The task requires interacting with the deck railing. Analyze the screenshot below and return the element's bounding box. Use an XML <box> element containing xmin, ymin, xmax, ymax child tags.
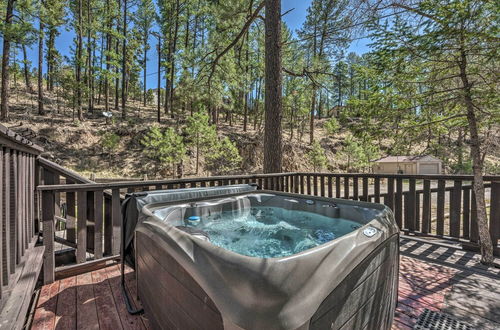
<box><xmin>36</xmin><ymin>161</ymin><xmax>500</xmax><ymax>284</ymax></box>
<box><xmin>0</xmin><ymin>124</ymin><xmax>44</xmax><ymax>328</ymax></box>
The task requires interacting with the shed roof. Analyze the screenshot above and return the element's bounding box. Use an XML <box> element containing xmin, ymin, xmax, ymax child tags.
<box><xmin>374</xmin><ymin>155</ymin><xmax>441</xmax><ymax>163</ymax></box>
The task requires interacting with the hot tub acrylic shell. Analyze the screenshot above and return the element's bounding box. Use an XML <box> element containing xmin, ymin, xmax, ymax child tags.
<box><xmin>133</xmin><ymin>191</ymin><xmax>399</xmax><ymax>330</ymax></box>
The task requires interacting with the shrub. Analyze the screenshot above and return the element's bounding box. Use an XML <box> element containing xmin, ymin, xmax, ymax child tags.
<box><xmin>142</xmin><ymin>126</ymin><xmax>186</xmax><ymax>177</ymax></box>
<box><xmin>205</xmin><ymin>137</ymin><xmax>242</xmax><ymax>175</ymax></box>
<box><xmin>307</xmin><ymin>141</ymin><xmax>328</xmax><ymax>172</ymax></box>
<box><xmin>324</xmin><ymin>117</ymin><xmax>340</xmax><ymax>135</ymax></box>
<box><xmin>100</xmin><ymin>132</ymin><xmax>120</xmax><ymax>154</ymax></box>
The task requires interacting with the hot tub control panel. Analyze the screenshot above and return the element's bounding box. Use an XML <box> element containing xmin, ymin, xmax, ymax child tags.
<box><xmin>363</xmin><ymin>226</ymin><xmax>378</xmax><ymax>237</ymax></box>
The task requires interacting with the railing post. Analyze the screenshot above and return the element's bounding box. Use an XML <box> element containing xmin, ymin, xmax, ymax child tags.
<box><xmin>436</xmin><ymin>180</ymin><xmax>445</xmax><ymax>236</ymax></box>
<box><xmin>76</xmin><ymin>191</ymin><xmax>87</xmax><ymax>263</ymax></box>
<box><xmin>385</xmin><ymin>177</ymin><xmax>394</xmax><ymax>210</ymax></box>
<box><xmin>374</xmin><ymin>177</ymin><xmax>380</xmax><ymax>203</ymax></box>
<box><xmin>112</xmin><ymin>188</ymin><xmax>121</xmax><ymax>255</ymax></box>
<box><xmin>362</xmin><ymin>177</ymin><xmax>368</xmax><ymax>202</ymax></box>
<box><xmin>42</xmin><ymin>189</ymin><xmax>55</xmax><ymax>284</ymax></box>
<box><xmin>490</xmin><ymin>181</ymin><xmax>500</xmax><ymax>248</ymax></box>
<box><xmin>422</xmin><ymin>180</ymin><xmax>431</xmax><ymax>234</ymax></box>
<box><xmin>94</xmin><ymin>190</ymin><xmax>104</xmax><ymax>259</ymax></box>
<box><xmin>449</xmin><ymin>180</ymin><xmax>462</xmax><ymax>238</ymax></box>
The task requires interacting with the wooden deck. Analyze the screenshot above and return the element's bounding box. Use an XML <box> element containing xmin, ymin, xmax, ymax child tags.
<box><xmin>31</xmin><ymin>238</ymin><xmax>500</xmax><ymax>330</ymax></box>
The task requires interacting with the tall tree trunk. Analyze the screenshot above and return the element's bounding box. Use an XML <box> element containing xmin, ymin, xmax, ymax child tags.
<box><xmin>168</xmin><ymin>0</ymin><xmax>180</xmax><ymax>119</ymax></box>
<box><xmin>143</xmin><ymin>40</ymin><xmax>147</xmax><ymax>107</ymax></box>
<box><xmin>46</xmin><ymin>29</ymin><xmax>55</xmax><ymax>91</ymax></box>
<box><xmin>76</xmin><ymin>0</ymin><xmax>83</xmax><ymax>120</ymax></box>
<box><xmin>459</xmin><ymin>51</ymin><xmax>493</xmax><ymax>264</ymax></box>
<box><xmin>121</xmin><ymin>0</ymin><xmax>127</xmax><ymax>119</ymax></box>
<box><xmin>22</xmin><ymin>44</ymin><xmax>33</xmax><ymax>93</ymax></box>
<box><xmin>263</xmin><ymin>0</ymin><xmax>282</xmax><ymax>173</ymax></box>
<box><xmin>115</xmin><ymin>0</ymin><xmax>120</xmax><ymax>112</ymax></box>
<box><xmin>97</xmin><ymin>34</ymin><xmax>104</xmax><ymax>105</ymax></box>
<box><xmin>104</xmin><ymin>0</ymin><xmax>111</xmax><ymax>113</ymax></box>
<box><xmin>157</xmin><ymin>38</ymin><xmax>161</xmax><ymax>123</ymax></box>
<box><xmin>87</xmin><ymin>4</ymin><xmax>94</xmax><ymax>114</ymax></box>
<box><xmin>38</xmin><ymin>18</ymin><xmax>45</xmax><ymax>115</ymax></box>
<box><xmin>243</xmin><ymin>32</ymin><xmax>249</xmax><ymax>132</ymax></box>
<box><xmin>0</xmin><ymin>0</ymin><xmax>15</xmax><ymax>120</ymax></box>
<box><xmin>309</xmin><ymin>85</ymin><xmax>316</xmax><ymax>144</ymax></box>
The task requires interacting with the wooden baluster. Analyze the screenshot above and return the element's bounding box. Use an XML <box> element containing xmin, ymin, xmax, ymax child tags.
<box><xmin>327</xmin><ymin>176</ymin><xmax>333</xmax><ymax>198</ymax></box>
<box><xmin>449</xmin><ymin>180</ymin><xmax>462</xmax><ymax>238</ymax></box>
<box><xmin>362</xmin><ymin>177</ymin><xmax>368</xmax><ymax>202</ymax></box>
<box><xmin>306</xmin><ymin>175</ymin><xmax>311</xmax><ymax>195</ymax></box>
<box><xmin>385</xmin><ymin>178</ymin><xmax>394</xmax><ymax>210</ymax></box>
<box><xmin>489</xmin><ymin>181</ymin><xmax>500</xmax><ymax>248</ymax></box>
<box><xmin>344</xmin><ymin>177</ymin><xmax>349</xmax><ymax>199</ymax></box>
<box><xmin>9</xmin><ymin>149</ymin><xmax>17</xmax><ymax>273</ymax></box>
<box><xmin>3</xmin><ymin>148</ymin><xmax>12</xmax><ymax>284</ymax></box>
<box><xmin>201</xmin><ymin>181</ymin><xmax>207</xmax><ymax>188</ymax></box>
<box><xmin>34</xmin><ymin>160</ymin><xmax>40</xmax><ymax>232</ymax></box>
<box><xmin>470</xmin><ymin>191</ymin><xmax>478</xmax><ymax>243</ymax></box>
<box><xmin>86</xmin><ymin>190</ymin><xmax>95</xmax><ymax>253</ymax></box>
<box><xmin>462</xmin><ymin>186</ymin><xmax>470</xmax><ymax>239</ymax></box>
<box><xmin>76</xmin><ymin>190</ymin><xmax>87</xmax><ymax>263</ymax></box>
<box><xmin>415</xmin><ymin>192</ymin><xmax>420</xmax><ymax>232</ymax></box>
<box><xmin>374</xmin><ymin>178</ymin><xmax>380</xmax><ymax>203</ymax></box>
<box><xmin>320</xmin><ymin>175</ymin><xmax>325</xmax><ymax>197</ymax></box>
<box><xmin>104</xmin><ymin>196</ymin><xmax>112</xmax><ymax>256</ymax></box>
<box><xmin>94</xmin><ymin>190</ymin><xmax>104</xmax><ymax>259</ymax></box>
<box><xmin>422</xmin><ymin>180</ymin><xmax>431</xmax><ymax>234</ymax></box>
<box><xmin>17</xmin><ymin>152</ymin><xmax>24</xmax><ymax>260</ymax></box>
<box><xmin>112</xmin><ymin>188</ymin><xmax>121</xmax><ymax>255</ymax></box>
<box><xmin>155</xmin><ymin>184</ymin><xmax>163</xmax><ymax>190</ymax></box>
<box><xmin>42</xmin><ymin>189</ymin><xmax>55</xmax><ymax>284</ymax></box>
<box><xmin>406</xmin><ymin>179</ymin><xmax>416</xmax><ymax>231</ymax></box>
<box><xmin>313</xmin><ymin>175</ymin><xmax>318</xmax><ymax>196</ymax></box>
<box><xmin>352</xmin><ymin>177</ymin><xmax>358</xmax><ymax>200</ymax></box>
<box><xmin>300</xmin><ymin>175</ymin><xmax>304</xmax><ymax>194</ymax></box>
<box><xmin>0</xmin><ymin>148</ymin><xmax>3</xmax><ymax>295</ymax></box>
<box><xmin>436</xmin><ymin>179</ymin><xmax>445</xmax><ymax>236</ymax></box>
<box><xmin>336</xmin><ymin>177</ymin><xmax>341</xmax><ymax>198</ymax></box>
<box><xmin>395</xmin><ymin>178</ymin><xmax>403</xmax><ymax>229</ymax></box>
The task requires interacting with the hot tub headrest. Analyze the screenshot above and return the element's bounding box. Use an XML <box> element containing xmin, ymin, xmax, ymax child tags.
<box><xmin>121</xmin><ymin>184</ymin><xmax>258</xmax><ymax>267</ymax></box>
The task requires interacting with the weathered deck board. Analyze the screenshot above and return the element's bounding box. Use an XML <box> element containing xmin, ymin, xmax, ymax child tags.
<box><xmin>32</xmin><ymin>238</ymin><xmax>500</xmax><ymax>330</ymax></box>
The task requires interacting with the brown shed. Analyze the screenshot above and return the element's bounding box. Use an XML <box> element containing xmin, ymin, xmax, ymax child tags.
<box><xmin>372</xmin><ymin>155</ymin><xmax>442</xmax><ymax>175</ymax></box>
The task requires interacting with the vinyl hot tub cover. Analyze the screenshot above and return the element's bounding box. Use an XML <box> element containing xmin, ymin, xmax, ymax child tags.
<box><xmin>122</xmin><ymin>185</ymin><xmax>399</xmax><ymax>330</ymax></box>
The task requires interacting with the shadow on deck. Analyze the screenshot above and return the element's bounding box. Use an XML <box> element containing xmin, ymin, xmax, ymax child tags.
<box><xmin>31</xmin><ymin>237</ymin><xmax>500</xmax><ymax>330</ymax></box>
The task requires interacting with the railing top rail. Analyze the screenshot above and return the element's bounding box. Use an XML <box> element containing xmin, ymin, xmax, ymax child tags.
<box><xmin>0</xmin><ymin>123</ymin><xmax>44</xmax><ymax>154</ymax></box>
<box><xmin>295</xmin><ymin>172</ymin><xmax>500</xmax><ymax>181</ymax></box>
<box><xmin>36</xmin><ymin>171</ymin><xmax>500</xmax><ymax>193</ymax></box>
<box><xmin>37</xmin><ymin>157</ymin><xmax>95</xmax><ymax>184</ymax></box>
<box><xmin>37</xmin><ymin>172</ymin><xmax>296</xmax><ymax>192</ymax></box>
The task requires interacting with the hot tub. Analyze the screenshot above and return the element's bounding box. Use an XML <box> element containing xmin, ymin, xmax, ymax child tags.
<box><xmin>126</xmin><ymin>188</ymin><xmax>399</xmax><ymax>330</ymax></box>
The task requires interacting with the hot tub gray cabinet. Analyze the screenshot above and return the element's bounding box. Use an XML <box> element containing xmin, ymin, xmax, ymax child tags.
<box><xmin>130</xmin><ymin>190</ymin><xmax>399</xmax><ymax>330</ymax></box>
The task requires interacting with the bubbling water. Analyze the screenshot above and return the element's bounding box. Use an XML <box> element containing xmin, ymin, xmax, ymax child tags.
<box><xmin>189</xmin><ymin>206</ymin><xmax>361</xmax><ymax>258</ymax></box>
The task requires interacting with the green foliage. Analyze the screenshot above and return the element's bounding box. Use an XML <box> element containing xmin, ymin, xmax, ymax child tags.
<box><xmin>185</xmin><ymin>111</ymin><xmax>218</xmax><ymax>173</ymax></box>
<box><xmin>205</xmin><ymin>137</ymin><xmax>242</xmax><ymax>175</ymax></box>
<box><xmin>341</xmin><ymin>134</ymin><xmax>379</xmax><ymax>172</ymax></box>
<box><xmin>141</xmin><ymin>126</ymin><xmax>186</xmax><ymax>173</ymax></box>
<box><xmin>100</xmin><ymin>132</ymin><xmax>120</xmax><ymax>154</ymax></box>
<box><xmin>307</xmin><ymin>141</ymin><xmax>328</xmax><ymax>172</ymax></box>
<box><xmin>324</xmin><ymin>117</ymin><xmax>340</xmax><ymax>135</ymax></box>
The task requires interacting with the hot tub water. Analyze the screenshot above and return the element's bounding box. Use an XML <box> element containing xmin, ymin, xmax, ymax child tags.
<box><xmin>184</xmin><ymin>206</ymin><xmax>361</xmax><ymax>258</ymax></box>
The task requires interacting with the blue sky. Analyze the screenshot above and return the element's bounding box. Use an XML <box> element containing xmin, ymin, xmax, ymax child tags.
<box><xmin>24</xmin><ymin>0</ymin><xmax>371</xmax><ymax>90</ymax></box>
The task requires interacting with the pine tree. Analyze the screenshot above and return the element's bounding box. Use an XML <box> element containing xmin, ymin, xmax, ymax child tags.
<box><xmin>135</xmin><ymin>0</ymin><xmax>155</xmax><ymax>107</ymax></box>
